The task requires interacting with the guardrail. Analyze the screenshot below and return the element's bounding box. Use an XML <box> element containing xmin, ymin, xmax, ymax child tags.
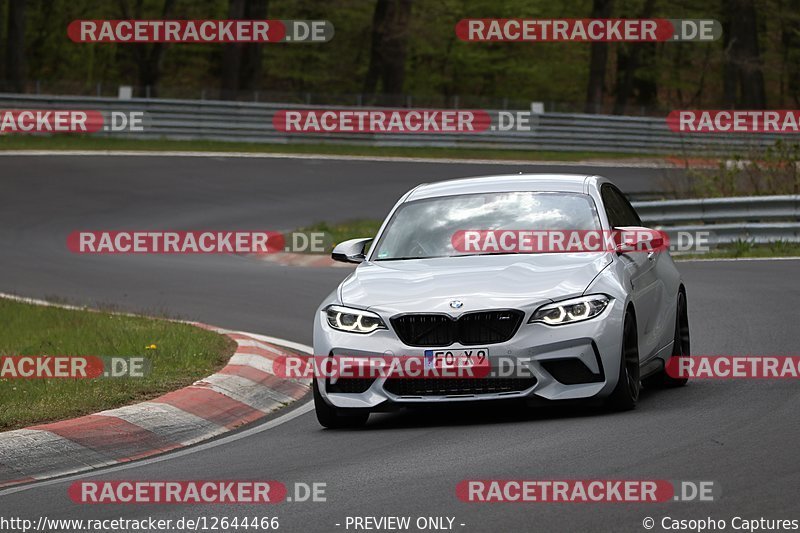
<box><xmin>1</xmin><ymin>94</ymin><xmax>797</xmax><ymax>247</ymax></box>
<box><xmin>0</xmin><ymin>93</ymin><xmax>794</xmax><ymax>154</ymax></box>
<box><xmin>632</xmin><ymin>195</ymin><xmax>800</xmax><ymax>246</ymax></box>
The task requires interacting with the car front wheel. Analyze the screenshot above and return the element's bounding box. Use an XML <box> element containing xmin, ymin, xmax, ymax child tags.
<box><xmin>607</xmin><ymin>311</ymin><xmax>640</xmax><ymax>411</ymax></box>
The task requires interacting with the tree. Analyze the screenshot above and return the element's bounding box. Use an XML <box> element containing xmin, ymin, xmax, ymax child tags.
<box><xmin>239</xmin><ymin>0</ymin><xmax>268</xmax><ymax>92</ymax></box>
<box><xmin>221</xmin><ymin>0</ymin><xmax>268</xmax><ymax>99</ymax></box>
<box><xmin>584</xmin><ymin>0</ymin><xmax>613</xmax><ymax>113</ymax></box>
<box><xmin>5</xmin><ymin>0</ymin><xmax>26</xmax><ymax>93</ymax></box>
<box><xmin>777</xmin><ymin>0</ymin><xmax>800</xmax><ymax>106</ymax></box>
<box><xmin>612</xmin><ymin>0</ymin><xmax>656</xmax><ymax>114</ymax></box>
<box><xmin>0</xmin><ymin>0</ymin><xmax>5</xmax><ymax>85</ymax></box>
<box><xmin>363</xmin><ymin>0</ymin><xmax>413</xmax><ymax>105</ymax></box>
<box><xmin>118</xmin><ymin>0</ymin><xmax>176</xmax><ymax>97</ymax></box>
<box><xmin>722</xmin><ymin>0</ymin><xmax>767</xmax><ymax>108</ymax></box>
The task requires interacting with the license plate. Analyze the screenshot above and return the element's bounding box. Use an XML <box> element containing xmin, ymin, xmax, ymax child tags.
<box><xmin>424</xmin><ymin>348</ymin><xmax>489</xmax><ymax>370</ymax></box>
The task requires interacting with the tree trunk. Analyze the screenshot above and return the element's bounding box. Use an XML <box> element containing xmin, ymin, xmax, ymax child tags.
<box><xmin>363</xmin><ymin>0</ymin><xmax>390</xmax><ymax>99</ymax></box>
<box><xmin>6</xmin><ymin>0</ymin><xmax>26</xmax><ymax>93</ymax></box>
<box><xmin>221</xmin><ymin>0</ymin><xmax>267</xmax><ymax>98</ymax></box>
<box><xmin>722</xmin><ymin>0</ymin><xmax>767</xmax><ymax>108</ymax></box>
<box><xmin>633</xmin><ymin>43</ymin><xmax>658</xmax><ymax>110</ymax></box>
<box><xmin>0</xmin><ymin>0</ymin><xmax>5</xmax><ymax>86</ymax></box>
<box><xmin>584</xmin><ymin>0</ymin><xmax>613</xmax><ymax>114</ymax></box>
<box><xmin>221</xmin><ymin>0</ymin><xmax>246</xmax><ymax>99</ymax></box>
<box><xmin>363</xmin><ymin>0</ymin><xmax>413</xmax><ymax>105</ymax></box>
<box><xmin>118</xmin><ymin>0</ymin><xmax>175</xmax><ymax>98</ymax></box>
<box><xmin>612</xmin><ymin>0</ymin><xmax>655</xmax><ymax>114</ymax></box>
<box><xmin>780</xmin><ymin>4</ymin><xmax>800</xmax><ymax>106</ymax></box>
<box><xmin>238</xmin><ymin>0</ymin><xmax>268</xmax><ymax>92</ymax></box>
<box><xmin>612</xmin><ymin>45</ymin><xmax>634</xmax><ymax>114</ymax></box>
<box><xmin>379</xmin><ymin>0</ymin><xmax>412</xmax><ymax>102</ymax></box>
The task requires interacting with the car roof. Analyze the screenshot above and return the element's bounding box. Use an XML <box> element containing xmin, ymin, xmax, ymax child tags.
<box><xmin>405</xmin><ymin>173</ymin><xmax>601</xmax><ymax>201</ymax></box>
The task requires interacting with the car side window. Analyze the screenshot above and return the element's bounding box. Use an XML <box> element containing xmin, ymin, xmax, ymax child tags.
<box><xmin>616</xmin><ymin>188</ymin><xmax>642</xmax><ymax>226</ymax></box>
<box><xmin>601</xmin><ymin>184</ymin><xmax>641</xmax><ymax>227</ymax></box>
<box><xmin>601</xmin><ymin>185</ymin><xmax>624</xmax><ymax>227</ymax></box>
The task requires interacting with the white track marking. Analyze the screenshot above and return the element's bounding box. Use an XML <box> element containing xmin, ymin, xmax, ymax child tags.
<box><xmin>241</xmin><ymin>332</ymin><xmax>313</xmax><ymax>354</ymax></box>
<box><xmin>0</xmin><ymin>430</ymin><xmax>116</xmax><ymax>479</ymax></box>
<box><xmin>96</xmin><ymin>402</ymin><xmax>227</xmax><ymax>446</ymax></box>
<box><xmin>197</xmin><ymin>373</ymin><xmax>294</xmax><ymax>407</ymax></box>
<box><xmin>228</xmin><ymin>353</ymin><xmax>275</xmax><ymax>374</ymax></box>
<box><xmin>0</xmin><ymin>402</ymin><xmax>313</xmax><ymax>496</ymax></box>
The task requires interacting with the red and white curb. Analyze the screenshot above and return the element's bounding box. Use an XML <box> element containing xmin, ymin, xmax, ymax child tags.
<box><xmin>0</xmin><ymin>324</ymin><xmax>310</xmax><ymax>489</ymax></box>
<box><xmin>256</xmin><ymin>252</ymin><xmax>355</xmax><ymax>268</ymax></box>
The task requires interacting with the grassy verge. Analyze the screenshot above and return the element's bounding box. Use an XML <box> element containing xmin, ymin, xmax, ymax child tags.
<box><xmin>0</xmin><ymin>135</ymin><xmax>653</xmax><ymax>162</ymax></box>
<box><xmin>298</xmin><ymin>220</ymin><xmax>383</xmax><ymax>252</ymax></box>
<box><xmin>0</xmin><ymin>298</ymin><xmax>235</xmax><ymax>431</ymax></box>
<box><xmin>297</xmin><ymin>219</ymin><xmax>800</xmax><ymax>261</ymax></box>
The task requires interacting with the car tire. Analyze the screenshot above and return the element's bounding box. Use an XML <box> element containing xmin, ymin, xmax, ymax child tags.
<box><xmin>607</xmin><ymin>311</ymin><xmax>640</xmax><ymax>411</ymax></box>
<box><xmin>313</xmin><ymin>378</ymin><xmax>370</xmax><ymax>429</ymax></box>
<box><xmin>643</xmin><ymin>291</ymin><xmax>690</xmax><ymax>389</ymax></box>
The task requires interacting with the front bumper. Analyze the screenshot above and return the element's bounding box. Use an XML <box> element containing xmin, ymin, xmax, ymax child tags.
<box><xmin>313</xmin><ymin>300</ymin><xmax>625</xmax><ymax>410</ymax></box>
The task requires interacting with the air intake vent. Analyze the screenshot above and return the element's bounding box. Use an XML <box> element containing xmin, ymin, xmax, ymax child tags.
<box><xmin>384</xmin><ymin>376</ymin><xmax>537</xmax><ymax>396</ymax></box>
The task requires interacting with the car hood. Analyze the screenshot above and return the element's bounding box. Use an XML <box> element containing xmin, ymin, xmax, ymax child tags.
<box><xmin>339</xmin><ymin>253</ymin><xmax>612</xmax><ymax>315</ymax></box>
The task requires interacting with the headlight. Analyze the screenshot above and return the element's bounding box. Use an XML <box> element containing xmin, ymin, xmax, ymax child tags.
<box><xmin>529</xmin><ymin>295</ymin><xmax>610</xmax><ymax>325</ymax></box>
<box><xmin>325</xmin><ymin>305</ymin><xmax>386</xmax><ymax>334</ymax></box>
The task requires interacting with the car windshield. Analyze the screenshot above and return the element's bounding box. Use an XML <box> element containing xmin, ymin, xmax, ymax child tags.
<box><xmin>371</xmin><ymin>191</ymin><xmax>600</xmax><ymax>261</ymax></box>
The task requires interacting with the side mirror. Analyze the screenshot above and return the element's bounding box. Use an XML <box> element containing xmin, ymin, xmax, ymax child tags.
<box><xmin>613</xmin><ymin>226</ymin><xmax>667</xmax><ymax>254</ymax></box>
<box><xmin>331</xmin><ymin>238</ymin><xmax>373</xmax><ymax>264</ymax></box>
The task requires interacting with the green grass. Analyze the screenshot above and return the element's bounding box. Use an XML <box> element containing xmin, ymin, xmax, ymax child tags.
<box><xmin>297</xmin><ymin>219</ymin><xmax>384</xmax><ymax>253</ymax></box>
<box><xmin>0</xmin><ymin>299</ymin><xmax>235</xmax><ymax>431</ymax></box>
<box><xmin>0</xmin><ymin>134</ymin><xmax>651</xmax><ymax>162</ymax></box>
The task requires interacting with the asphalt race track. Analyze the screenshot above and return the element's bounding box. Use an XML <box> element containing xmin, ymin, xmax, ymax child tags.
<box><xmin>1</xmin><ymin>154</ymin><xmax>798</xmax><ymax>532</ymax></box>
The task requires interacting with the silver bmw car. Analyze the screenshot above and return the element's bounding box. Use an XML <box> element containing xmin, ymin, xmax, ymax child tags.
<box><xmin>312</xmin><ymin>174</ymin><xmax>690</xmax><ymax>428</ymax></box>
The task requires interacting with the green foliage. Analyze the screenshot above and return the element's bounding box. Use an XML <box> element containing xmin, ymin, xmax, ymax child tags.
<box><xmin>680</xmin><ymin>141</ymin><xmax>800</xmax><ymax>198</ymax></box>
<box><xmin>768</xmin><ymin>239</ymin><xmax>794</xmax><ymax>255</ymax></box>
<box><xmin>8</xmin><ymin>0</ymin><xmax>800</xmax><ymax>109</ymax></box>
<box><xmin>730</xmin><ymin>238</ymin><xmax>756</xmax><ymax>257</ymax></box>
<box><xmin>0</xmin><ymin>298</ymin><xmax>234</xmax><ymax>430</ymax></box>
<box><xmin>297</xmin><ymin>219</ymin><xmax>384</xmax><ymax>250</ymax></box>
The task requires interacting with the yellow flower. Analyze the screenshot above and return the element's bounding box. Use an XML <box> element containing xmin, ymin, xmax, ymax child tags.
<box><xmin>145</xmin><ymin>344</ymin><xmax>157</xmax><ymax>350</ymax></box>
